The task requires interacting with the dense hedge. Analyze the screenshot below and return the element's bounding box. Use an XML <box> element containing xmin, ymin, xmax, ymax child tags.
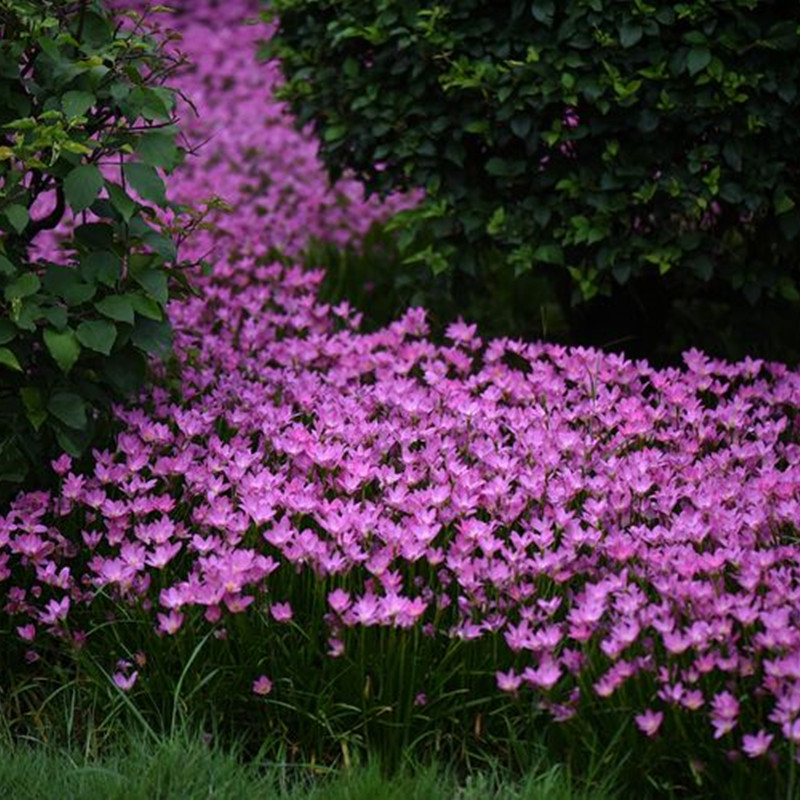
<box><xmin>262</xmin><ymin>0</ymin><xmax>800</xmax><ymax>360</ymax></box>
<box><xmin>0</xmin><ymin>1</ymin><xmax>201</xmax><ymax>491</ymax></box>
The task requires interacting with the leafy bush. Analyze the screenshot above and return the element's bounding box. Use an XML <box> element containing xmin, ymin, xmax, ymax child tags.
<box><xmin>262</xmin><ymin>0</ymin><xmax>800</xmax><ymax>360</ymax></box>
<box><xmin>0</xmin><ymin>0</ymin><xmax>198</xmax><ymax>491</ymax></box>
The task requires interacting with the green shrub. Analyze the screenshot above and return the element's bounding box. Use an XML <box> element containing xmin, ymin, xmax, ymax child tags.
<box><xmin>0</xmin><ymin>0</ymin><xmax>199</xmax><ymax>490</ymax></box>
<box><xmin>262</xmin><ymin>0</ymin><xmax>800</xmax><ymax>361</ymax></box>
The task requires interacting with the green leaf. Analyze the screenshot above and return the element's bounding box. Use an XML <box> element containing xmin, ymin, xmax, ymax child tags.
<box><xmin>134</xmin><ymin>269</ymin><xmax>168</xmax><ymax>304</ymax></box>
<box><xmin>0</xmin><ymin>319</ymin><xmax>16</xmax><ymax>345</ymax></box>
<box><xmin>0</xmin><ymin>347</ymin><xmax>22</xmax><ymax>371</ymax></box>
<box><xmin>62</xmin><ymin>90</ymin><xmax>94</xmax><ymax>119</ymax></box>
<box><xmin>619</xmin><ymin>23</ymin><xmax>643</xmax><ymax>48</ymax></box>
<box><xmin>135</xmin><ymin>132</ymin><xmax>180</xmax><ymax>170</ymax></box>
<box><xmin>687</xmin><ymin>47</ymin><xmax>711</xmax><ymax>77</ymax></box>
<box><xmin>75</xmin><ymin>223</ymin><xmax>115</xmax><ymax>249</ymax></box>
<box><xmin>775</xmin><ymin>192</ymin><xmax>796</xmax><ymax>215</ymax></box>
<box><xmin>124</xmin><ymin>162</ymin><xmax>167</xmax><ymax>206</ymax></box>
<box><xmin>20</xmin><ymin>387</ymin><xmax>47</xmax><ymax>431</ymax></box>
<box><xmin>531</xmin><ymin>0</ymin><xmax>554</xmax><ymax>25</ymax></box>
<box><xmin>130</xmin><ymin>293</ymin><xmax>163</xmax><ymax>320</ymax></box>
<box><xmin>104</xmin><ymin>347</ymin><xmax>145</xmax><ymax>394</ymax></box>
<box><xmin>64</xmin><ymin>165</ymin><xmax>104</xmax><ymax>213</ymax></box>
<box><xmin>106</xmin><ymin>182</ymin><xmax>137</xmax><ymax>222</ymax></box>
<box><xmin>48</xmin><ymin>392</ymin><xmax>87</xmax><ymax>430</ymax></box>
<box><xmin>533</xmin><ymin>244</ymin><xmax>564</xmax><ymax>265</ymax></box>
<box><xmin>77</xmin><ymin>319</ymin><xmax>117</xmax><ymax>355</ymax></box>
<box><xmin>4</xmin><ymin>204</ymin><xmax>29</xmax><ymax>233</ymax></box>
<box><xmin>95</xmin><ymin>294</ymin><xmax>134</xmax><ymax>324</ymax></box>
<box><xmin>43</xmin><ymin>265</ymin><xmax>96</xmax><ymax>305</ymax></box>
<box><xmin>131</xmin><ymin>317</ymin><xmax>172</xmax><ymax>358</ymax></box>
<box><xmin>510</xmin><ymin>115</ymin><xmax>532</xmax><ymax>138</ymax></box>
<box><xmin>40</xmin><ymin>305</ymin><xmax>68</xmax><ymax>329</ymax></box>
<box><xmin>43</xmin><ymin>328</ymin><xmax>81</xmax><ymax>373</ymax></box>
<box><xmin>0</xmin><ymin>255</ymin><xmax>16</xmax><ymax>276</ymax></box>
<box><xmin>80</xmin><ymin>251</ymin><xmax>122</xmax><ymax>286</ymax></box>
<box><xmin>4</xmin><ymin>273</ymin><xmax>40</xmax><ymax>301</ymax></box>
<box><xmin>323</xmin><ymin>124</ymin><xmax>347</xmax><ymax>143</ymax></box>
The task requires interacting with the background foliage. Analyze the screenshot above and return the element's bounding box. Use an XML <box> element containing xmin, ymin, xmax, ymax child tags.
<box><xmin>262</xmin><ymin>0</ymin><xmax>800</xmax><ymax>364</ymax></box>
<box><xmin>0</xmin><ymin>0</ymin><xmax>202</xmax><ymax>494</ymax></box>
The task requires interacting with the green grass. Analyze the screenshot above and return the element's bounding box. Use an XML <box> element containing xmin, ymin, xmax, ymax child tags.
<box><xmin>0</xmin><ymin>728</ymin><xmax>620</xmax><ymax>800</ymax></box>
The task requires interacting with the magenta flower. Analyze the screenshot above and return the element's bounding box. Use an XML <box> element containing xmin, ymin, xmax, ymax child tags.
<box><xmin>742</xmin><ymin>730</ymin><xmax>774</xmax><ymax>758</ymax></box>
<box><xmin>496</xmin><ymin>669</ymin><xmax>522</xmax><ymax>692</ymax></box>
<box><xmin>270</xmin><ymin>601</ymin><xmax>293</xmax><ymax>623</ymax></box>
<box><xmin>16</xmin><ymin>624</ymin><xmax>36</xmax><ymax>642</ymax></box>
<box><xmin>635</xmin><ymin>709</ymin><xmax>664</xmax><ymax>738</ymax></box>
<box><xmin>252</xmin><ymin>675</ymin><xmax>273</xmax><ymax>696</ymax></box>
<box><xmin>156</xmin><ymin>610</ymin><xmax>184</xmax><ymax>635</ymax></box>
<box><xmin>113</xmin><ymin>671</ymin><xmax>138</xmax><ymax>692</ymax></box>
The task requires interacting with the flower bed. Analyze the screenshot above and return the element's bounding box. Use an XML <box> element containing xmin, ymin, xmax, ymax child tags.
<box><xmin>3</xmin><ymin>0</ymin><xmax>800</xmax><ymax>793</ymax></box>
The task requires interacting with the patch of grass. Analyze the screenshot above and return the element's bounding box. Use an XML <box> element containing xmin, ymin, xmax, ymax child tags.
<box><xmin>0</xmin><ymin>726</ymin><xmax>621</xmax><ymax>800</ymax></box>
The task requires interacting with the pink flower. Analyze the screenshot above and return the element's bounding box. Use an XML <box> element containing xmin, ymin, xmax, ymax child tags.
<box><xmin>635</xmin><ymin>709</ymin><xmax>664</xmax><ymax>737</ymax></box>
<box><xmin>113</xmin><ymin>671</ymin><xmax>138</xmax><ymax>692</ymax></box>
<box><xmin>270</xmin><ymin>602</ymin><xmax>293</xmax><ymax>623</ymax></box>
<box><xmin>496</xmin><ymin>669</ymin><xmax>522</xmax><ymax>692</ymax></box>
<box><xmin>252</xmin><ymin>675</ymin><xmax>273</xmax><ymax>696</ymax></box>
<box><xmin>51</xmin><ymin>454</ymin><xmax>72</xmax><ymax>476</ymax></box>
<box><xmin>742</xmin><ymin>730</ymin><xmax>774</xmax><ymax>758</ymax></box>
<box><xmin>327</xmin><ymin>638</ymin><xmax>345</xmax><ymax>658</ymax></box>
<box><xmin>156</xmin><ymin>610</ymin><xmax>184</xmax><ymax>635</ymax></box>
<box><xmin>16</xmin><ymin>624</ymin><xmax>36</xmax><ymax>642</ymax></box>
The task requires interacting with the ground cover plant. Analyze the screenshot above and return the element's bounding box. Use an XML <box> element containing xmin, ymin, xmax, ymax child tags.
<box><xmin>2</xmin><ymin>1</ymin><xmax>800</xmax><ymax>798</ymax></box>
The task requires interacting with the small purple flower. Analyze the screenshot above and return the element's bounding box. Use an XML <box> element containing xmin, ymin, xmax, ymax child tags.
<box><xmin>742</xmin><ymin>730</ymin><xmax>774</xmax><ymax>758</ymax></box>
<box><xmin>113</xmin><ymin>671</ymin><xmax>138</xmax><ymax>692</ymax></box>
<box><xmin>252</xmin><ymin>675</ymin><xmax>273</xmax><ymax>696</ymax></box>
<box><xmin>635</xmin><ymin>709</ymin><xmax>664</xmax><ymax>738</ymax></box>
<box><xmin>270</xmin><ymin>601</ymin><xmax>293</xmax><ymax>623</ymax></box>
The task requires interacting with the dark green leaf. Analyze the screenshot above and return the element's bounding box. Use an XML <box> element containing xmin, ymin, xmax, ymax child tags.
<box><xmin>75</xmin><ymin>223</ymin><xmax>115</xmax><ymax>249</ymax></box>
<box><xmin>64</xmin><ymin>165</ymin><xmax>104</xmax><ymax>213</ymax></box>
<box><xmin>131</xmin><ymin>317</ymin><xmax>172</xmax><ymax>358</ymax></box>
<box><xmin>130</xmin><ymin>293</ymin><xmax>163</xmax><ymax>321</ymax></box>
<box><xmin>0</xmin><ymin>347</ymin><xmax>21</xmax><ymax>371</ymax></box>
<box><xmin>104</xmin><ymin>347</ymin><xmax>146</xmax><ymax>394</ymax></box>
<box><xmin>4</xmin><ymin>204</ymin><xmax>29</xmax><ymax>233</ymax></box>
<box><xmin>124</xmin><ymin>162</ymin><xmax>167</xmax><ymax>205</ymax></box>
<box><xmin>531</xmin><ymin>0</ymin><xmax>554</xmax><ymax>25</ymax></box>
<box><xmin>0</xmin><ymin>320</ymin><xmax>16</xmax><ymax>345</ymax></box>
<box><xmin>106</xmin><ymin>181</ymin><xmax>137</xmax><ymax>223</ymax></box>
<box><xmin>80</xmin><ymin>251</ymin><xmax>122</xmax><ymax>286</ymax></box>
<box><xmin>20</xmin><ymin>387</ymin><xmax>47</xmax><ymax>431</ymax></box>
<box><xmin>55</xmin><ymin>424</ymin><xmax>92</xmax><ymax>457</ymax></box>
<box><xmin>687</xmin><ymin>47</ymin><xmax>711</xmax><ymax>77</ymax></box>
<box><xmin>0</xmin><ymin>255</ymin><xmax>16</xmax><ymax>276</ymax></box>
<box><xmin>40</xmin><ymin>305</ymin><xmax>68</xmax><ymax>329</ymax></box>
<box><xmin>134</xmin><ymin>269</ymin><xmax>168</xmax><ymax>304</ymax></box>
<box><xmin>619</xmin><ymin>23</ymin><xmax>643</xmax><ymax>48</ymax></box>
<box><xmin>95</xmin><ymin>294</ymin><xmax>134</xmax><ymax>324</ymax></box>
<box><xmin>510</xmin><ymin>115</ymin><xmax>532</xmax><ymax>138</ymax></box>
<box><xmin>4</xmin><ymin>273</ymin><xmax>40</xmax><ymax>301</ymax></box>
<box><xmin>62</xmin><ymin>90</ymin><xmax>94</xmax><ymax>119</ymax></box>
<box><xmin>48</xmin><ymin>392</ymin><xmax>87</xmax><ymax>430</ymax></box>
<box><xmin>43</xmin><ymin>265</ymin><xmax>96</xmax><ymax>305</ymax></box>
<box><xmin>77</xmin><ymin>319</ymin><xmax>117</xmax><ymax>355</ymax></box>
<box><xmin>43</xmin><ymin>328</ymin><xmax>81</xmax><ymax>373</ymax></box>
<box><xmin>135</xmin><ymin>132</ymin><xmax>180</xmax><ymax>170</ymax></box>
<box><xmin>532</xmin><ymin>244</ymin><xmax>564</xmax><ymax>265</ymax></box>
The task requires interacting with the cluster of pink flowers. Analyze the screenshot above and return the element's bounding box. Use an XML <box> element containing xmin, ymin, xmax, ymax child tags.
<box><xmin>4</xmin><ymin>0</ymin><xmax>800</xmax><ymax>766</ymax></box>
